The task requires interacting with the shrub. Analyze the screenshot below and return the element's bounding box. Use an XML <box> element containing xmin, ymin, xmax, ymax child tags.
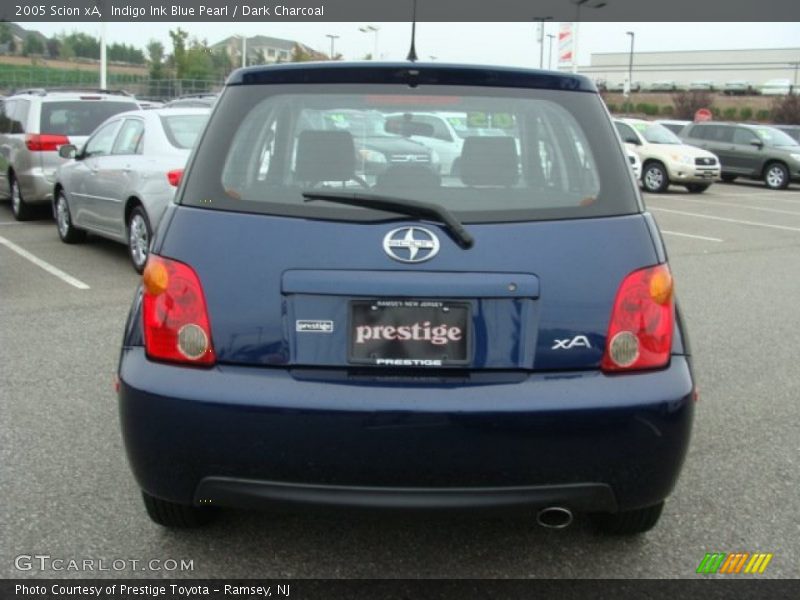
<box><xmin>756</xmin><ymin>109</ymin><xmax>771</xmax><ymax>121</ymax></box>
<box><xmin>606</xmin><ymin>103</ymin><xmax>617</xmax><ymax>113</ymax></box>
<box><xmin>660</xmin><ymin>105</ymin><xmax>674</xmax><ymax>115</ymax></box>
<box><xmin>634</xmin><ymin>102</ymin><xmax>659</xmax><ymax>116</ymax></box>
<box><xmin>722</xmin><ymin>107</ymin><xmax>737</xmax><ymax>120</ymax></box>
<box><xmin>671</xmin><ymin>90</ymin><xmax>714</xmax><ymax>120</ymax></box>
<box><xmin>770</xmin><ymin>94</ymin><xmax>800</xmax><ymax>124</ymax></box>
<box><xmin>710</xmin><ymin>106</ymin><xmax>721</xmax><ymax>118</ymax></box>
<box><xmin>739</xmin><ymin>107</ymin><xmax>753</xmax><ymax>121</ymax></box>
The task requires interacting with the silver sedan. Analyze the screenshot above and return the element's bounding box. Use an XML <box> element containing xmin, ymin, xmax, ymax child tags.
<box><xmin>53</xmin><ymin>107</ymin><xmax>209</xmax><ymax>271</ymax></box>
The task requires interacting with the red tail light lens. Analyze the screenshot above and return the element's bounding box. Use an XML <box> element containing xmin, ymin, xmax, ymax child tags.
<box><xmin>142</xmin><ymin>255</ymin><xmax>215</xmax><ymax>366</ymax></box>
<box><xmin>601</xmin><ymin>264</ymin><xmax>674</xmax><ymax>372</ymax></box>
<box><xmin>167</xmin><ymin>169</ymin><xmax>184</xmax><ymax>187</ymax></box>
<box><xmin>26</xmin><ymin>134</ymin><xmax>70</xmax><ymax>152</ymax></box>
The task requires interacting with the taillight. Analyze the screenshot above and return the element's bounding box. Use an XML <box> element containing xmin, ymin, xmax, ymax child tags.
<box><xmin>142</xmin><ymin>255</ymin><xmax>215</xmax><ymax>366</ymax></box>
<box><xmin>26</xmin><ymin>134</ymin><xmax>70</xmax><ymax>152</ymax></box>
<box><xmin>601</xmin><ymin>264</ymin><xmax>674</xmax><ymax>372</ymax></box>
<box><xmin>167</xmin><ymin>169</ymin><xmax>184</xmax><ymax>187</ymax></box>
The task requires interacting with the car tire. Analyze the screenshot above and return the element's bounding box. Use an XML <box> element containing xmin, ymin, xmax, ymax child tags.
<box><xmin>55</xmin><ymin>190</ymin><xmax>86</xmax><ymax>244</ymax></box>
<box><xmin>127</xmin><ymin>205</ymin><xmax>152</xmax><ymax>273</ymax></box>
<box><xmin>642</xmin><ymin>162</ymin><xmax>670</xmax><ymax>193</ymax></box>
<box><xmin>142</xmin><ymin>491</ymin><xmax>215</xmax><ymax>528</ymax></box>
<box><xmin>763</xmin><ymin>162</ymin><xmax>789</xmax><ymax>190</ymax></box>
<box><xmin>9</xmin><ymin>174</ymin><xmax>34</xmax><ymax>221</ymax></box>
<box><xmin>589</xmin><ymin>501</ymin><xmax>664</xmax><ymax>535</ymax></box>
<box><xmin>720</xmin><ymin>174</ymin><xmax>737</xmax><ymax>183</ymax></box>
<box><xmin>685</xmin><ymin>183</ymin><xmax>710</xmax><ymax>193</ymax></box>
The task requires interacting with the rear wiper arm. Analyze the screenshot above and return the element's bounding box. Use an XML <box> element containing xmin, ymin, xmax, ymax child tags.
<box><xmin>302</xmin><ymin>190</ymin><xmax>474</xmax><ymax>249</ymax></box>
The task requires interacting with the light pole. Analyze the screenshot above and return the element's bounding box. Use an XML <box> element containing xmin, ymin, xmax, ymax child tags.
<box><xmin>547</xmin><ymin>33</ymin><xmax>555</xmax><ymax>70</ymax></box>
<box><xmin>533</xmin><ymin>17</ymin><xmax>552</xmax><ymax>69</ymax></box>
<box><xmin>790</xmin><ymin>61</ymin><xmax>799</xmax><ymax>93</ymax></box>
<box><xmin>359</xmin><ymin>25</ymin><xmax>379</xmax><ymax>60</ymax></box>
<box><xmin>239</xmin><ymin>35</ymin><xmax>247</xmax><ymax>68</ymax></box>
<box><xmin>571</xmin><ymin>0</ymin><xmax>608</xmax><ymax>74</ymax></box>
<box><xmin>626</xmin><ymin>31</ymin><xmax>635</xmax><ymax>104</ymax></box>
<box><xmin>326</xmin><ymin>34</ymin><xmax>340</xmax><ymax>60</ymax></box>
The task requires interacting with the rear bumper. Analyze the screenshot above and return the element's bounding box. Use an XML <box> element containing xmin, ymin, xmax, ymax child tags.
<box><xmin>118</xmin><ymin>348</ymin><xmax>695</xmax><ymax>513</ymax></box>
<box><xmin>17</xmin><ymin>167</ymin><xmax>55</xmax><ymax>204</ymax></box>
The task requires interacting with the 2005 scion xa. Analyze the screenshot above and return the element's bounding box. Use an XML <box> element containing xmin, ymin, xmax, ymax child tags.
<box><xmin>118</xmin><ymin>62</ymin><xmax>695</xmax><ymax>534</ymax></box>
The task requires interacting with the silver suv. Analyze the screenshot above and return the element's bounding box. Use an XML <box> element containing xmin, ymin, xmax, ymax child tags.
<box><xmin>0</xmin><ymin>89</ymin><xmax>140</xmax><ymax>220</ymax></box>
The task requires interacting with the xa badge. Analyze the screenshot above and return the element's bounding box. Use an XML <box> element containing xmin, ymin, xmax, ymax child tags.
<box><xmin>552</xmin><ymin>335</ymin><xmax>592</xmax><ymax>350</ymax></box>
<box><xmin>383</xmin><ymin>227</ymin><xmax>440</xmax><ymax>263</ymax></box>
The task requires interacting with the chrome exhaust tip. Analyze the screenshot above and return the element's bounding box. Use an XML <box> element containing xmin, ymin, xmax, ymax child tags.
<box><xmin>536</xmin><ymin>506</ymin><xmax>574</xmax><ymax>529</ymax></box>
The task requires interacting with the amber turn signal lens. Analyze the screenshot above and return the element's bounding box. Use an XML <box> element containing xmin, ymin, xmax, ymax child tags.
<box><xmin>649</xmin><ymin>268</ymin><xmax>673</xmax><ymax>305</ymax></box>
<box><xmin>143</xmin><ymin>259</ymin><xmax>169</xmax><ymax>296</ymax></box>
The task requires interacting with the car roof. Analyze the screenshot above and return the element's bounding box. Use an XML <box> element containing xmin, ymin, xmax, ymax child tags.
<box><xmin>227</xmin><ymin>61</ymin><xmax>597</xmax><ymax>92</ymax></box>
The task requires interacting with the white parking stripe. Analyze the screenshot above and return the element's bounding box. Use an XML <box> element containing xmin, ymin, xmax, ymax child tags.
<box><xmin>661</xmin><ymin>230</ymin><xmax>723</xmax><ymax>242</ymax></box>
<box><xmin>651</xmin><ymin>207</ymin><xmax>800</xmax><ymax>233</ymax></box>
<box><xmin>0</xmin><ymin>221</ymin><xmax>23</xmax><ymax>225</ymax></box>
<box><xmin>663</xmin><ymin>197</ymin><xmax>800</xmax><ymax>216</ymax></box>
<box><xmin>0</xmin><ymin>235</ymin><xmax>90</xmax><ymax>290</ymax></box>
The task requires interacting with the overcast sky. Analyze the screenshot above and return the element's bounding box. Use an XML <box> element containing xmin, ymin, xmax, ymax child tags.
<box><xmin>27</xmin><ymin>22</ymin><xmax>800</xmax><ymax>68</ymax></box>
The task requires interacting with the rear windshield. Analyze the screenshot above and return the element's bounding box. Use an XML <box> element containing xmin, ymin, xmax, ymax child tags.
<box><xmin>160</xmin><ymin>114</ymin><xmax>208</xmax><ymax>149</ymax></box>
<box><xmin>40</xmin><ymin>101</ymin><xmax>138</xmax><ymax>136</ymax></box>
<box><xmin>181</xmin><ymin>84</ymin><xmax>639</xmax><ymax>223</ymax></box>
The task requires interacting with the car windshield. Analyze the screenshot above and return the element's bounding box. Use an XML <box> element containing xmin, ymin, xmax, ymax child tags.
<box><xmin>181</xmin><ymin>84</ymin><xmax>638</xmax><ymax>224</ymax></box>
<box><xmin>39</xmin><ymin>101</ymin><xmax>138</xmax><ymax>136</ymax></box>
<box><xmin>753</xmin><ymin>127</ymin><xmax>799</xmax><ymax>147</ymax></box>
<box><xmin>160</xmin><ymin>114</ymin><xmax>209</xmax><ymax>149</ymax></box>
<box><xmin>635</xmin><ymin>123</ymin><xmax>682</xmax><ymax>145</ymax></box>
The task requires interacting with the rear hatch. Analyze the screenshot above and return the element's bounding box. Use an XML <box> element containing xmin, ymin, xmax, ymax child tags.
<box><xmin>159</xmin><ymin>65</ymin><xmax>655</xmax><ymax>373</ymax></box>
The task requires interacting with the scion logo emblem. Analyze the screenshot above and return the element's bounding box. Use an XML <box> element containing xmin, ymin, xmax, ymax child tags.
<box><xmin>383</xmin><ymin>227</ymin><xmax>440</xmax><ymax>263</ymax></box>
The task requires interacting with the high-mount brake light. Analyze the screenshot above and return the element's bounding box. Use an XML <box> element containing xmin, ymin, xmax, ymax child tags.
<box><xmin>142</xmin><ymin>256</ymin><xmax>215</xmax><ymax>366</ymax></box>
<box><xmin>26</xmin><ymin>134</ymin><xmax>70</xmax><ymax>152</ymax></box>
<box><xmin>601</xmin><ymin>264</ymin><xmax>674</xmax><ymax>372</ymax></box>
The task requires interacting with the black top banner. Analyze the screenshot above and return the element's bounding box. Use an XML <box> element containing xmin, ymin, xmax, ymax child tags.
<box><xmin>3</xmin><ymin>0</ymin><xmax>800</xmax><ymax>22</ymax></box>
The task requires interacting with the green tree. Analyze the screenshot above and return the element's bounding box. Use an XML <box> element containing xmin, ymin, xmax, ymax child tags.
<box><xmin>211</xmin><ymin>46</ymin><xmax>233</xmax><ymax>78</ymax></box>
<box><xmin>168</xmin><ymin>28</ymin><xmax>189</xmax><ymax>78</ymax></box>
<box><xmin>22</xmin><ymin>35</ymin><xmax>45</xmax><ymax>56</ymax></box>
<box><xmin>182</xmin><ymin>39</ymin><xmax>215</xmax><ymax>81</ymax></box>
<box><xmin>0</xmin><ymin>22</ymin><xmax>15</xmax><ymax>53</ymax></box>
<box><xmin>147</xmin><ymin>40</ymin><xmax>166</xmax><ymax>79</ymax></box>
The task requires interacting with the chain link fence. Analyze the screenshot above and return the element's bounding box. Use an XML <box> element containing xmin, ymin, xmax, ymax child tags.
<box><xmin>0</xmin><ymin>67</ymin><xmax>224</xmax><ymax>101</ymax></box>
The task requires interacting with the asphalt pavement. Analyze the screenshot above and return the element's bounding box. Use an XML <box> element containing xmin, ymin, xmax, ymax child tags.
<box><xmin>1</xmin><ymin>179</ymin><xmax>799</xmax><ymax>579</ymax></box>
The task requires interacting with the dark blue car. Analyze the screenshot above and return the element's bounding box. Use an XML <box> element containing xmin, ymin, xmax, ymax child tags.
<box><xmin>118</xmin><ymin>62</ymin><xmax>695</xmax><ymax>534</ymax></box>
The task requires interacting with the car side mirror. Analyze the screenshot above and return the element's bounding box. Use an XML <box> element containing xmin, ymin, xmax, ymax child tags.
<box><xmin>749</xmin><ymin>140</ymin><xmax>764</xmax><ymax>148</ymax></box>
<box><xmin>58</xmin><ymin>144</ymin><xmax>78</xmax><ymax>159</ymax></box>
<box><xmin>624</xmin><ymin>136</ymin><xmax>641</xmax><ymax>145</ymax></box>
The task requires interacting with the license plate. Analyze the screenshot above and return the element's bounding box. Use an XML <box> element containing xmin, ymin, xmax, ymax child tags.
<box><xmin>349</xmin><ymin>300</ymin><xmax>470</xmax><ymax>367</ymax></box>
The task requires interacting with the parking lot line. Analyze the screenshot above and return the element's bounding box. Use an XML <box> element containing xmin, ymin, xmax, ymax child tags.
<box><xmin>662</xmin><ymin>197</ymin><xmax>800</xmax><ymax>216</ymax></box>
<box><xmin>0</xmin><ymin>235</ymin><xmax>90</xmax><ymax>290</ymax></box>
<box><xmin>0</xmin><ymin>221</ymin><xmax>24</xmax><ymax>225</ymax></box>
<box><xmin>661</xmin><ymin>230</ymin><xmax>723</xmax><ymax>242</ymax></box>
<box><xmin>650</xmin><ymin>207</ymin><xmax>800</xmax><ymax>233</ymax></box>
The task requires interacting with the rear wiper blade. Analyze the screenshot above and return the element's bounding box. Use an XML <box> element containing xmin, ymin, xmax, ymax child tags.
<box><xmin>302</xmin><ymin>190</ymin><xmax>474</xmax><ymax>249</ymax></box>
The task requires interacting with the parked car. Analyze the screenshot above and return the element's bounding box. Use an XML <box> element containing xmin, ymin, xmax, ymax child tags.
<box><xmin>680</xmin><ymin>121</ymin><xmax>800</xmax><ymax>189</ymax></box>
<box><xmin>118</xmin><ymin>62</ymin><xmax>695</xmax><ymax>535</ymax></box>
<box><xmin>656</xmin><ymin>119</ymin><xmax>691</xmax><ymax>135</ymax></box>
<box><xmin>53</xmin><ymin>107</ymin><xmax>210</xmax><ymax>271</ymax></box>
<box><xmin>723</xmin><ymin>80</ymin><xmax>756</xmax><ymax>96</ymax></box>
<box><xmin>0</xmin><ymin>89</ymin><xmax>141</xmax><ymax>220</ymax></box>
<box><xmin>318</xmin><ymin>109</ymin><xmax>439</xmax><ymax>176</ymax></box>
<box><xmin>615</xmin><ymin>118</ymin><xmax>720</xmax><ymax>193</ymax></box>
<box><xmin>385</xmin><ymin>111</ymin><xmax>464</xmax><ymax>175</ymax></box>
<box><xmin>760</xmin><ymin>79</ymin><xmax>794</xmax><ymax>96</ymax></box>
<box><xmin>649</xmin><ymin>80</ymin><xmax>679</xmax><ymax>92</ymax></box>
<box><xmin>688</xmin><ymin>80</ymin><xmax>715</xmax><ymax>92</ymax></box>
<box><xmin>626</xmin><ymin>147</ymin><xmax>642</xmax><ymax>179</ymax></box>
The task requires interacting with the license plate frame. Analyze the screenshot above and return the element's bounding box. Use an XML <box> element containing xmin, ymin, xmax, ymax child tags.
<box><xmin>348</xmin><ymin>299</ymin><xmax>471</xmax><ymax>367</ymax></box>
